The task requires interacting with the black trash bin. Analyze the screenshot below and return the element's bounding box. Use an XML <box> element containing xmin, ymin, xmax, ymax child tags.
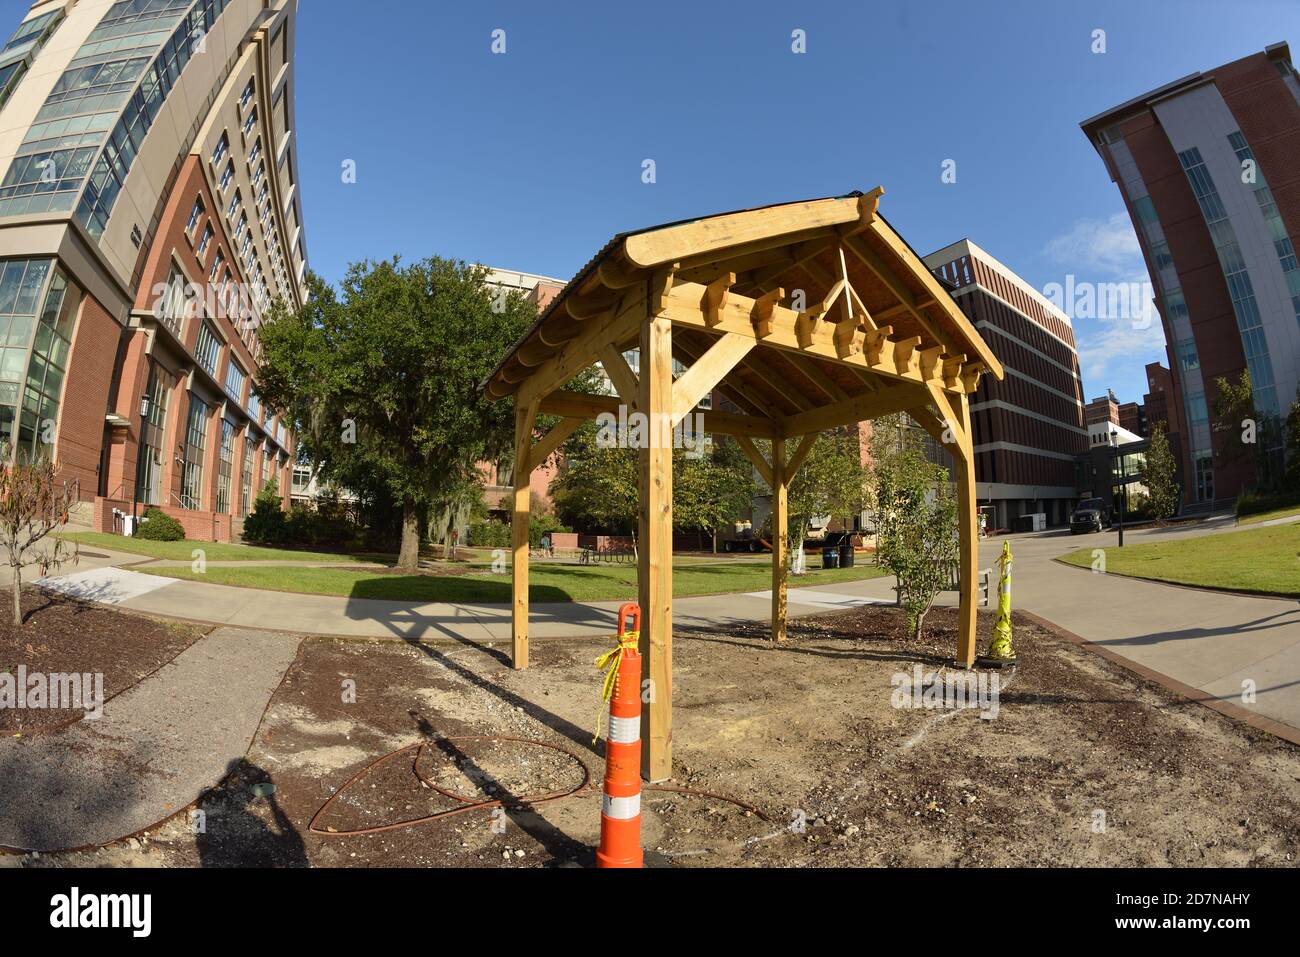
<box><xmin>821</xmin><ymin>545</ymin><xmax>839</xmax><ymax>569</ymax></box>
<box><xmin>839</xmin><ymin>539</ymin><xmax>855</xmax><ymax>568</ymax></box>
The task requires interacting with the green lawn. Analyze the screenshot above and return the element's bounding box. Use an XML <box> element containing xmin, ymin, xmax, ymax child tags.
<box><xmin>61</xmin><ymin>531</ymin><xmax>388</xmax><ymax>564</ymax></box>
<box><xmin>139</xmin><ymin>559</ymin><xmax>889</xmax><ymax>603</ymax></box>
<box><xmin>1237</xmin><ymin>505</ymin><xmax>1300</xmax><ymax>527</ymax></box>
<box><xmin>1058</xmin><ymin>522</ymin><xmax>1300</xmax><ymax>597</ymax></box>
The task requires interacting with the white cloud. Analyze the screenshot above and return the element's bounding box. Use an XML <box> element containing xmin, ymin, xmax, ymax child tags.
<box><xmin>1043</xmin><ymin>212</ymin><xmax>1146</xmax><ymax>277</ymax></box>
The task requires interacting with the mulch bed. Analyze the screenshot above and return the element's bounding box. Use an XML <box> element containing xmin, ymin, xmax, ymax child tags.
<box><xmin>0</xmin><ymin>587</ymin><xmax>206</xmax><ymax>734</ymax></box>
<box><xmin>28</xmin><ymin>602</ymin><xmax>1300</xmax><ymax>869</ymax></box>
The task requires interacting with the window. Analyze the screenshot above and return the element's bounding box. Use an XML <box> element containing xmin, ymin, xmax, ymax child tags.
<box><xmin>240</xmin><ymin>77</ymin><xmax>254</xmax><ymax>110</ymax></box>
<box><xmin>194</xmin><ymin>321</ymin><xmax>221</xmax><ymax>376</ymax></box>
<box><xmin>215</xmin><ymin>419</ymin><xmax>235</xmax><ymax>514</ymax></box>
<box><xmin>180</xmin><ymin>395</ymin><xmax>208</xmax><ymax>510</ymax></box>
<box><xmin>211</xmin><ymin>131</ymin><xmax>228</xmax><ymax>166</ymax></box>
<box><xmin>235</xmin><ymin>212</ymin><xmax>247</xmax><ymax>241</ymax></box>
<box><xmin>223</xmin><ymin>358</ymin><xmax>245</xmax><ymax>402</ymax></box>
<box><xmin>240</xmin><ymin>434</ymin><xmax>255</xmax><ymax>515</ymax></box>
<box><xmin>247</xmin><ymin>389</ymin><xmax>261</xmax><ymax>422</ymax></box>
<box><xmin>226</xmin><ymin>189</ymin><xmax>240</xmax><ymax>219</ymax></box>
<box><xmin>242</xmin><ymin>108</ymin><xmax>257</xmax><ymax>137</ymax></box>
<box><xmin>252</xmin><ymin>162</ymin><xmax>265</xmax><ymax>188</ymax></box>
<box><xmin>196</xmin><ymin>223</ymin><xmax>212</xmax><ymax>257</ymax></box>
<box><xmin>157</xmin><ymin>265</ymin><xmax>188</xmax><ymax>336</ymax></box>
<box><xmin>209</xmin><ymin>249</ymin><xmax>224</xmax><ymax>282</ymax></box>
<box><xmin>186</xmin><ymin>196</ymin><xmax>203</xmax><ymax>233</ymax></box>
<box><xmin>135</xmin><ymin>362</ymin><xmax>171</xmax><ymax>505</ymax></box>
<box><xmin>218</xmin><ymin>160</ymin><xmax>234</xmax><ymax>193</ymax></box>
<box><xmin>247</xmin><ymin>138</ymin><xmax>261</xmax><ymax>167</ymax></box>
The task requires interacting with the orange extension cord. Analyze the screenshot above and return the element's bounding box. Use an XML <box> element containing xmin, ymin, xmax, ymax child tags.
<box><xmin>309</xmin><ymin>734</ymin><xmax>771</xmax><ymax>838</ymax></box>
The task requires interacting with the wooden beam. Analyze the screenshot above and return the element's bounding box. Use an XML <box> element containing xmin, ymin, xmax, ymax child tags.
<box><xmin>842</xmin><ymin>232</ymin><xmax>959</xmax><ymax>357</ymax></box>
<box><xmin>771</xmin><ymin>435</ymin><xmax>788</xmax><ymax>643</ymax></box>
<box><xmin>623</xmin><ymin>196</ymin><xmax>863</xmax><ymax>268</ymax></box>
<box><xmin>529</xmin><ymin>417</ymin><xmax>581</xmax><ymax>470</ymax></box>
<box><xmin>538</xmin><ymin>390</ymin><xmax>778</xmax><ymax>439</ymax></box>
<box><xmin>918</xmin><ymin>345</ymin><xmax>945</xmax><ymax>381</ymax></box>
<box><xmin>703</xmin><ymin>272</ymin><xmax>735</xmax><ymax>327</ymax></box>
<box><xmin>733</xmin><ymin>434</ymin><xmax>773</xmax><ymax>488</ymax></box>
<box><xmin>566</xmin><ymin>287</ymin><xmax>622</xmax><ymax>320</ymax></box>
<box><xmin>779</xmin><ymin>384</ymin><xmax>929</xmax><ymax>437</ymax></box>
<box><xmin>867</xmin><ymin>220</ymin><xmax>1003</xmax><ymax>377</ymax></box>
<box><xmin>515</xmin><ymin>289</ymin><xmax>645</xmax><ymax>408</ymax></box>
<box><xmin>740</xmin><ymin>352</ymin><xmax>813</xmax><ymax>412</ymax></box>
<box><xmin>671</xmin><ymin>332</ymin><xmax>755</xmax><ymax>425</ymax></box>
<box><xmin>599</xmin><ymin>344</ymin><xmax>639</xmax><ymax>408</ymax></box>
<box><xmin>662</xmin><ymin>282</ymin><xmax>968</xmax><ymax>395</ymax></box>
<box><xmin>512</xmin><ymin>398</ymin><xmax>539</xmax><ymax>670</ymax></box>
<box><xmin>638</xmin><ymin>313</ymin><xmax>673</xmax><ymax>782</ymax></box>
<box><xmin>751</xmin><ymin>288</ymin><xmax>783</xmax><ymax>338</ymax></box>
<box><xmin>786</xmin><ymin>432</ymin><xmax>818</xmax><ymax>478</ymax></box>
<box><xmin>911</xmin><ymin>392</ymin><xmax>978</xmax><ymax>667</ymax></box>
<box><xmin>672</xmin><ymin>337</ymin><xmax>770</xmax><ymax>418</ymax></box>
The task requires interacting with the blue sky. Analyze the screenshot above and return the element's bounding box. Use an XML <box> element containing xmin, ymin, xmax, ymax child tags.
<box><xmin>5</xmin><ymin>0</ymin><xmax>1299</xmax><ymax>403</ymax></box>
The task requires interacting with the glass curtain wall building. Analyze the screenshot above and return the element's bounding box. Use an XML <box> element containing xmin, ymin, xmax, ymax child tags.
<box><xmin>0</xmin><ymin>0</ymin><xmax>309</xmax><ymax>541</ymax></box>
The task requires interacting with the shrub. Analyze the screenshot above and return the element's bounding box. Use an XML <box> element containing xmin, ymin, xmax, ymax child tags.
<box><xmin>529</xmin><ymin>513</ymin><xmax>571</xmax><ymax>548</ymax></box>
<box><xmin>242</xmin><ymin>479</ymin><xmax>289</xmax><ymax>545</ymax></box>
<box><xmin>135</xmin><ymin>507</ymin><xmax>186</xmax><ymax>541</ymax></box>
<box><xmin>469</xmin><ymin>520</ymin><xmax>510</xmax><ymax>549</ymax></box>
<box><xmin>285</xmin><ymin>503</ymin><xmax>359</xmax><ymax>548</ymax></box>
<box><xmin>1236</xmin><ymin>488</ymin><xmax>1300</xmax><ymax>518</ymax></box>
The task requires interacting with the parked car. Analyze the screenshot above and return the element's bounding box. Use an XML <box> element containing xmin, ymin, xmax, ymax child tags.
<box><xmin>1070</xmin><ymin>497</ymin><xmax>1111</xmax><ymax>534</ymax></box>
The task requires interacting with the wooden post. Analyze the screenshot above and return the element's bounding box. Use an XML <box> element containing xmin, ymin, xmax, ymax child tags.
<box><xmin>952</xmin><ymin>394</ymin><xmax>978</xmax><ymax>667</ymax></box>
<box><xmin>638</xmin><ymin>312</ymin><xmax>673</xmax><ymax>782</ymax></box>
<box><xmin>771</xmin><ymin>436</ymin><xmax>788</xmax><ymax>642</ymax></box>
<box><xmin>512</xmin><ymin>399</ymin><xmax>538</xmax><ymax>669</ymax></box>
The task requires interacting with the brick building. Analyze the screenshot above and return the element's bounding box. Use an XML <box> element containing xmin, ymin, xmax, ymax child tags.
<box><xmin>0</xmin><ymin>0</ymin><xmax>308</xmax><ymax>541</ymax></box>
<box><xmin>1081</xmin><ymin>42</ymin><xmax>1300</xmax><ymax>506</ymax></box>
<box><xmin>925</xmin><ymin>239</ymin><xmax>1089</xmax><ymax>529</ymax></box>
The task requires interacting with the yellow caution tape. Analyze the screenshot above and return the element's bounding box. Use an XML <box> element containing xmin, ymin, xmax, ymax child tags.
<box><xmin>593</xmin><ymin>629</ymin><xmax>639</xmax><ymax>743</ymax></box>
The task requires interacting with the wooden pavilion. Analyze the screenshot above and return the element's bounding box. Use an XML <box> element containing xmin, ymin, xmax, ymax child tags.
<box><xmin>483</xmin><ymin>190</ymin><xmax>1004</xmax><ymax>781</ymax></box>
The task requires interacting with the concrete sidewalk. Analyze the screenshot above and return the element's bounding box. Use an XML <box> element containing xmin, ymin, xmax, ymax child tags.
<box><xmin>37</xmin><ymin>565</ymin><xmax>892</xmax><ymax>644</ymax></box>
<box><xmin>0</xmin><ymin>627</ymin><xmax>302</xmax><ymax>852</ymax></box>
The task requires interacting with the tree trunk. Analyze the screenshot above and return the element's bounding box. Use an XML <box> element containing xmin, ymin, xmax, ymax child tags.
<box><xmin>12</xmin><ymin>567</ymin><xmax>22</xmax><ymax>627</ymax></box>
<box><xmin>397</xmin><ymin>499</ymin><xmax>421</xmax><ymax>571</ymax></box>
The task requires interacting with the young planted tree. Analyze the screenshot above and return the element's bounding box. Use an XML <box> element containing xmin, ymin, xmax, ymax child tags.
<box><xmin>0</xmin><ymin>459</ymin><xmax>79</xmax><ymax>627</ymax></box>
<box><xmin>1212</xmin><ymin>369</ymin><xmax>1283</xmax><ymax>490</ymax></box>
<box><xmin>551</xmin><ymin>422</ymin><xmax>640</xmax><ymax>536</ymax></box>
<box><xmin>673</xmin><ymin>438</ymin><xmax>757</xmax><ymax>552</ymax></box>
<box><xmin>257</xmin><ymin>262</ymin><xmax>533</xmax><ymax>570</ymax></box>
<box><xmin>1144</xmin><ymin>423</ymin><xmax>1180</xmax><ymax>522</ymax></box>
<box><xmin>870</xmin><ymin>414</ymin><xmax>958</xmax><ymax>640</ymax></box>
<box><xmin>786</xmin><ymin>429</ymin><xmax>871</xmax><ymax>551</ymax></box>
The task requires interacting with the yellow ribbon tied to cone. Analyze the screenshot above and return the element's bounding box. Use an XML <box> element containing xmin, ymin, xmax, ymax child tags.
<box><xmin>978</xmin><ymin>540</ymin><xmax>1017</xmax><ymax>667</ymax></box>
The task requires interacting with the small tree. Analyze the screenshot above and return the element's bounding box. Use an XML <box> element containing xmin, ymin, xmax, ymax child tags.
<box><xmin>0</xmin><ymin>459</ymin><xmax>79</xmax><ymax>627</ymax></box>
<box><xmin>1285</xmin><ymin>391</ymin><xmax>1300</xmax><ymax>494</ymax></box>
<box><xmin>786</xmin><ymin>430</ymin><xmax>870</xmax><ymax>552</ymax></box>
<box><xmin>673</xmin><ymin>439</ymin><xmax>756</xmax><ymax>552</ymax></box>
<box><xmin>1144</xmin><ymin>423</ymin><xmax>1180</xmax><ymax>521</ymax></box>
<box><xmin>871</xmin><ymin>415</ymin><xmax>958</xmax><ymax>640</ymax></box>
<box><xmin>551</xmin><ymin>423</ymin><xmax>639</xmax><ymax>536</ymax></box>
<box><xmin>1212</xmin><ymin>369</ymin><xmax>1283</xmax><ymax>490</ymax></box>
<box><xmin>243</xmin><ymin>478</ymin><xmax>288</xmax><ymax>545</ymax></box>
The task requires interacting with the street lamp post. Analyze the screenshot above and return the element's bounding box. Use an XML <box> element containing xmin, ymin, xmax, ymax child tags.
<box><xmin>133</xmin><ymin>393</ymin><xmax>151</xmax><ymax>536</ymax></box>
<box><xmin>1110</xmin><ymin>431</ymin><xmax>1125</xmax><ymax>548</ymax></box>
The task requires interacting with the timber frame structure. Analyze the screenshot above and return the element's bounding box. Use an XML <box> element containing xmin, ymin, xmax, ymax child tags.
<box><xmin>483</xmin><ymin>190</ymin><xmax>1004</xmax><ymax>781</ymax></box>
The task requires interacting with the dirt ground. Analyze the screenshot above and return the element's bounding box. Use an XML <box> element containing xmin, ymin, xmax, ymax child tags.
<box><xmin>0</xmin><ymin>588</ymin><xmax>205</xmax><ymax>733</ymax></box>
<box><xmin>16</xmin><ymin>604</ymin><xmax>1300</xmax><ymax>868</ymax></box>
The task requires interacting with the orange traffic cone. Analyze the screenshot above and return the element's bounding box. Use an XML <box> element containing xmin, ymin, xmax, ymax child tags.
<box><xmin>596</xmin><ymin>602</ymin><xmax>643</xmax><ymax>869</ymax></box>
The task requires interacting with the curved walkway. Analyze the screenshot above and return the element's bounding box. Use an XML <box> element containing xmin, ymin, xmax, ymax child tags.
<box><xmin>0</xmin><ymin>626</ymin><xmax>302</xmax><ymax>852</ymax></box>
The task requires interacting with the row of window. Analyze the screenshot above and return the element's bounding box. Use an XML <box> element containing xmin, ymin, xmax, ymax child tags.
<box><xmin>75</xmin><ymin>0</ymin><xmax>234</xmax><ymax>237</ymax></box>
